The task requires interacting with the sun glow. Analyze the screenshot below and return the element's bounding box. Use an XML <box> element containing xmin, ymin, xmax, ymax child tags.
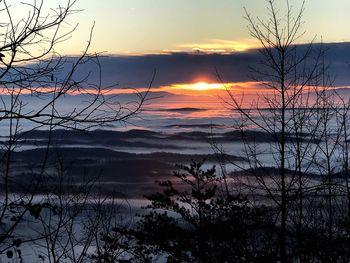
<box><xmin>168</xmin><ymin>81</ymin><xmax>267</xmax><ymax>93</ymax></box>
<box><xmin>172</xmin><ymin>82</ymin><xmax>225</xmax><ymax>91</ymax></box>
<box><xmin>0</xmin><ymin>81</ymin><xmax>268</xmax><ymax>97</ymax></box>
<box><xmin>178</xmin><ymin>39</ymin><xmax>260</xmax><ymax>53</ymax></box>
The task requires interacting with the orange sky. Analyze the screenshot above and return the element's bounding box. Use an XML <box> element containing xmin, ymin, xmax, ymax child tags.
<box><xmin>6</xmin><ymin>1</ymin><xmax>348</xmax><ymax>55</ymax></box>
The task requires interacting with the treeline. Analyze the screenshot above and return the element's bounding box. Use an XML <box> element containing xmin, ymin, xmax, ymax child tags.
<box><xmin>92</xmin><ymin>161</ymin><xmax>350</xmax><ymax>262</ymax></box>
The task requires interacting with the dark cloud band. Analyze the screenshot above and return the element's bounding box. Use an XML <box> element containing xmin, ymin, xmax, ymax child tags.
<box><xmin>40</xmin><ymin>42</ymin><xmax>350</xmax><ymax>89</ymax></box>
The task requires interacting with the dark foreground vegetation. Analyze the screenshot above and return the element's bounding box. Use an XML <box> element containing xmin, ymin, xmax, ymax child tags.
<box><xmin>87</xmin><ymin>161</ymin><xmax>350</xmax><ymax>263</ymax></box>
<box><xmin>3</xmin><ymin>156</ymin><xmax>350</xmax><ymax>262</ymax></box>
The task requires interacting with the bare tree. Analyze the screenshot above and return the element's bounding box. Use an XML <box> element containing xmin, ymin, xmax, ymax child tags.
<box><xmin>216</xmin><ymin>0</ymin><xmax>326</xmax><ymax>261</ymax></box>
<box><xmin>0</xmin><ymin>0</ymin><xmax>151</xmax><ymax>260</ymax></box>
<box><xmin>35</xmin><ymin>166</ymin><xmax>122</xmax><ymax>263</ymax></box>
<box><xmin>336</xmin><ymin>94</ymin><xmax>350</xmax><ymax>222</ymax></box>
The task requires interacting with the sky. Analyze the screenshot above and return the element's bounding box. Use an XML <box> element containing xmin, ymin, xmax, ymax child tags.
<box><xmin>63</xmin><ymin>0</ymin><xmax>350</xmax><ymax>55</ymax></box>
<box><xmin>7</xmin><ymin>0</ymin><xmax>350</xmax><ymax>91</ymax></box>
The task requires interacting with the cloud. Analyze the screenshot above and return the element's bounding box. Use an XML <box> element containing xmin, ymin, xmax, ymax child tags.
<box><xmin>80</xmin><ymin>51</ymin><xmax>258</xmax><ymax>88</ymax></box>
<box><xmin>178</xmin><ymin>39</ymin><xmax>260</xmax><ymax>53</ymax></box>
<box><xmin>41</xmin><ymin>42</ymin><xmax>350</xmax><ymax>89</ymax></box>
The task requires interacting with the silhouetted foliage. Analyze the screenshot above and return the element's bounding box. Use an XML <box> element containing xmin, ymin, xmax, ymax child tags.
<box><xmin>96</xmin><ymin>161</ymin><xmax>278</xmax><ymax>262</ymax></box>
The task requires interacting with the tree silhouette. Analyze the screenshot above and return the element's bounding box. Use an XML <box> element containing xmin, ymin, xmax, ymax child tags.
<box><xmin>99</xmin><ymin>161</ymin><xmax>276</xmax><ymax>262</ymax></box>
<box><xmin>0</xmin><ymin>0</ymin><xmax>150</xmax><ymax>261</ymax></box>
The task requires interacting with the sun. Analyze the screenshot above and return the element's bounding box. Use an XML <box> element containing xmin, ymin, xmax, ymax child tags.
<box><xmin>190</xmin><ymin>82</ymin><xmax>221</xmax><ymax>91</ymax></box>
<box><xmin>171</xmin><ymin>82</ymin><xmax>225</xmax><ymax>91</ymax></box>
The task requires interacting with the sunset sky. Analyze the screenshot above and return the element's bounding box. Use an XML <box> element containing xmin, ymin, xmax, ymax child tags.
<box><xmin>66</xmin><ymin>0</ymin><xmax>350</xmax><ymax>55</ymax></box>
<box><xmin>12</xmin><ymin>0</ymin><xmax>350</xmax><ymax>94</ymax></box>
